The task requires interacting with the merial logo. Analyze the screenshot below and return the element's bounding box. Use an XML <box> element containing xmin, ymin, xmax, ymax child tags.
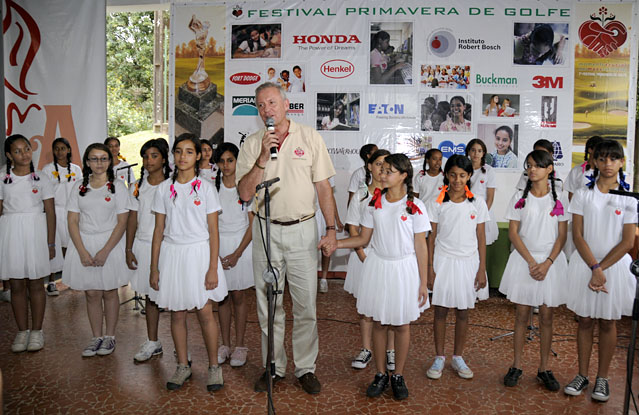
<box><xmin>368</xmin><ymin>104</ymin><xmax>404</xmax><ymax>115</ymax></box>
<box><xmin>320</xmin><ymin>60</ymin><xmax>354</xmax><ymax>79</ymax></box>
<box><xmin>475</xmin><ymin>73</ymin><xmax>517</xmax><ymax>86</ymax></box>
<box><xmin>229</xmin><ymin>72</ymin><xmax>261</xmax><ymax>85</ymax></box>
<box><xmin>438</xmin><ymin>140</ymin><xmax>466</xmax><ymax>158</ymax></box>
<box><xmin>293</xmin><ymin>35</ymin><xmax>361</xmax><ymax>44</ymax></box>
<box><xmin>232</xmin><ymin>96</ymin><xmax>257</xmax><ymax>116</ymax></box>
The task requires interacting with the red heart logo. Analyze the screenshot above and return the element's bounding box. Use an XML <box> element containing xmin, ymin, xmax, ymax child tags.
<box><xmin>438</xmin><ymin>186</ymin><xmax>443</xmax><ymax>190</ymax></box>
<box><xmin>470</xmin><ymin>214</ymin><xmax>476</xmax><ymax>219</ymax></box>
<box><xmin>120</xmin><ymin>176</ymin><xmax>125</xmax><ymax>180</ymax></box>
<box><xmin>194</xmin><ymin>200</ymin><xmax>201</xmax><ymax>206</ymax></box>
<box><xmin>615</xmin><ymin>209</ymin><xmax>621</xmax><ymax>215</ymax></box>
<box><xmin>579</xmin><ymin>20</ymin><xmax>627</xmax><ymax>58</ymax></box>
<box><xmin>480</xmin><ymin>180</ymin><xmax>485</xmax><ymax>184</ymax></box>
<box><xmin>105</xmin><ymin>197</ymin><xmax>111</xmax><ymax>202</ymax></box>
<box><xmin>32</xmin><ymin>188</ymin><xmax>38</xmax><ymax>194</ymax></box>
<box><xmin>401</xmin><ymin>215</ymin><xmax>407</xmax><ymax>221</ymax></box>
<box><xmin>232</xmin><ymin>8</ymin><xmax>242</xmax><ymax>17</ymax></box>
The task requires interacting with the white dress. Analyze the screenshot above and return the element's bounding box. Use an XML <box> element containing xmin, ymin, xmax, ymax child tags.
<box><xmin>563</xmin><ymin>163</ymin><xmax>593</xmax><ymax>257</ymax></box>
<box><xmin>0</xmin><ymin>170</ymin><xmax>53</xmax><ymax>280</ymax></box>
<box><xmin>199</xmin><ymin>164</ymin><xmax>219</xmax><ymax>186</ymax></box>
<box><xmin>127</xmin><ymin>179</ymin><xmax>160</xmax><ymax>296</ymax></box>
<box><xmin>112</xmin><ymin>161</ymin><xmax>137</xmax><ymax>186</ymax></box>
<box><xmin>343</xmin><ymin>187</ymin><xmax>371</xmax><ymax>298</ymax></box>
<box><xmin>470</xmin><ymin>165</ymin><xmax>499</xmax><ymax>246</ymax></box>
<box><xmin>566</xmin><ymin>187</ymin><xmax>637</xmax><ymax>320</ymax></box>
<box><xmin>499</xmin><ymin>190</ymin><xmax>569</xmax><ymax>307</ymax></box>
<box><xmin>427</xmin><ymin>197</ymin><xmax>490</xmax><ymax>309</ymax></box>
<box><xmin>357</xmin><ymin>195</ymin><xmax>430</xmax><ymax>325</ymax></box>
<box><xmin>413</xmin><ymin>170</ymin><xmax>445</xmax><ymax>206</ymax></box>
<box><xmin>42</xmin><ymin>162</ymin><xmax>83</xmax><ymax>272</ymax></box>
<box><xmin>218</xmin><ymin>181</ymin><xmax>254</xmax><ymax>291</ymax></box>
<box><xmin>62</xmin><ymin>180</ymin><xmax>131</xmax><ymax>290</ymax></box>
<box><xmin>347</xmin><ymin>166</ymin><xmax>367</xmax><ymax>194</ymax></box>
<box><xmin>150</xmin><ymin>177</ymin><xmax>228</xmax><ymax>310</ymax></box>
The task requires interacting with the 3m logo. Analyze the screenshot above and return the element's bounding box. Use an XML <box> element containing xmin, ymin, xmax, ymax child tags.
<box><xmin>229</xmin><ymin>72</ymin><xmax>261</xmax><ymax>85</ymax></box>
<box><xmin>532</xmin><ymin>76</ymin><xmax>563</xmax><ymax>89</ymax></box>
<box><xmin>320</xmin><ymin>60</ymin><xmax>354</xmax><ymax>79</ymax></box>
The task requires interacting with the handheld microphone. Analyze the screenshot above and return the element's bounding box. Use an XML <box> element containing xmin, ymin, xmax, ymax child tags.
<box><xmin>266</xmin><ymin>117</ymin><xmax>277</xmax><ymax>160</ymax></box>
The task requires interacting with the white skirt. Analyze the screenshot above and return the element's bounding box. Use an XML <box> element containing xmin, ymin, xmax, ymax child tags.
<box><xmin>563</xmin><ymin>221</ymin><xmax>575</xmax><ymax>258</ymax></box>
<box><xmin>499</xmin><ymin>250</ymin><xmax>568</xmax><ymax>307</ymax></box>
<box><xmin>431</xmin><ymin>251</ymin><xmax>479</xmax><ymax>310</ymax></box>
<box><xmin>150</xmin><ymin>240</ymin><xmax>228</xmax><ymax>311</ymax></box>
<box><xmin>130</xmin><ymin>238</ymin><xmax>159</xmax><ymax>297</ymax></box>
<box><xmin>566</xmin><ymin>251</ymin><xmax>635</xmax><ymax>320</ymax></box>
<box><xmin>62</xmin><ymin>230</ymin><xmax>130</xmax><ymax>290</ymax></box>
<box><xmin>0</xmin><ymin>212</ymin><xmax>50</xmax><ymax>280</ymax></box>
<box><xmin>356</xmin><ymin>250</ymin><xmax>429</xmax><ymax>325</ymax></box>
<box><xmin>219</xmin><ymin>231</ymin><xmax>254</xmax><ymax>291</ymax></box>
<box><xmin>55</xmin><ymin>206</ymin><xmax>70</xmax><ymax>248</ymax></box>
<box><xmin>485</xmin><ymin>210</ymin><xmax>499</xmax><ymax>245</ymax></box>
<box><xmin>344</xmin><ymin>247</ymin><xmax>369</xmax><ymax>298</ymax></box>
<box><xmin>49</xmin><ymin>224</ymin><xmax>64</xmax><ymax>274</ymax></box>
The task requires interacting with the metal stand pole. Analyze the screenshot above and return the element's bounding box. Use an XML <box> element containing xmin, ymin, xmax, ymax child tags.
<box><xmin>262</xmin><ymin>183</ymin><xmax>278</xmax><ymax>415</ymax></box>
<box><xmin>490</xmin><ymin>308</ymin><xmax>557</xmax><ymax>357</ymax></box>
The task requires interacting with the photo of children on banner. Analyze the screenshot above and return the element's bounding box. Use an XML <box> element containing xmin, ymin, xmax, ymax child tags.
<box><xmin>541</xmin><ymin>96</ymin><xmax>558</xmax><ymax>127</ymax></box>
<box><xmin>370</xmin><ymin>22</ymin><xmax>413</xmax><ymax>85</ymax></box>
<box><xmin>231</xmin><ymin>24</ymin><xmax>281</xmax><ymax>59</ymax></box>
<box><xmin>317</xmin><ymin>93</ymin><xmax>360</xmax><ymax>131</ymax></box>
<box><xmin>261</xmin><ymin>64</ymin><xmax>305</xmax><ymax>93</ymax></box>
<box><xmin>513</xmin><ymin>23</ymin><xmax>569</xmax><ymax>65</ymax></box>
<box><xmin>421</xmin><ymin>94</ymin><xmax>472</xmax><ymax>132</ymax></box>
<box><xmin>477</xmin><ymin>123</ymin><xmax>519</xmax><ymax>169</ymax></box>
<box><xmin>482</xmin><ymin>94</ymin><xmax>520</xmax><ymax>118</ymax></box>
<box><xmin>420</xmin><ymin>64</ymin><xmax>470</xmax><ymax>89</ymax></box>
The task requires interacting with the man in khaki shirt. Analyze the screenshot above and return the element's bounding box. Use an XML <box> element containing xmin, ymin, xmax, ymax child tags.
<box><xmin>237</xmin><ymin>82</ymin><xmax>337</xmax><ymax>395</ymax></box>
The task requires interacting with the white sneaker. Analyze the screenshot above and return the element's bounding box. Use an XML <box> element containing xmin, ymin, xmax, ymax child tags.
<box><xmin>82</xmin><ymin>337</ymin><xmax>103</xmax><ymax>357</ymax></box>
<box><xmin>451</xmin><ymin>355</ymin><xmax>474</xmax><ymax>379</ymax></box>
<box><xmin>319</xmin><ymin>278</ymin><xmax>328</xmax><ymax>293</ymax></box>
<box><xmin>230</xmin><ymin>347</ymin><xmax>248</xmax><ymax>367</ymax></box>
<box><xmin>207</xmin><ymin>365</ymin><xmax>224</xmax><ymax>391</ymax></box>
<box><xmin>427</xmin><ymin>356</ymin><xmax>445</xmax><ymax>379</ymax></box>
<box><xmin>218</xmin><ymin>344</ymin><xmax>231</xmax><ymax>364</ymax></box>
<box><xmin>11</xmin><ymin>330</ymin><xmax>30</xmax><ymax>353</ymax></box>
<box><xmin>27</xmin><ymin>330</ymin><xmax>44</xmax><ymax>352</ymax></box>
<box><xmin>0</xmin><ymin>289</ymin><xmax>11</xmax><ymax>302</ymax></box>
<box><xmin>351</xmin><ymin>348</ymin><xmax>372</xmax><ymax>369</ymax></box>
<box><xmin>134</xmin><ymin>340</ymin><xmax>163</xmax><ymax>362</ymax></box>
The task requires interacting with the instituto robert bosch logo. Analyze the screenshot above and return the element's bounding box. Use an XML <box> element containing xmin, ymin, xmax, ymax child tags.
<box><xmin>579</xmin><ymin>7</ymin><xmax>627</xmax><ymax>58</ymax></box>
<box><xmin>438</xmin><ymin>140</ymin><xmax>466</xmax><ymax>158</ymax></box>
<box><xmin>288</xmin><ymin>102</ymin><xmax>304</xmax><ymax>117</ymax></box>
<box><xmin>231</xmin><ymin>5</ymin><xmax>243</xmax><ymax>19</ymax></box>
<box><xmin>229</xmin><ymin>72</ymin><xmax>261</xmax><ymax>85</ymax></box>
<box><xmin>320</xmin><ymin>60</ymin><xmax>354</xmax><ymax>79</ymax></box>
<box><xmin>232</xmin><ymin>96</ymin><xmax>257</xmax><ymax>116</ymax></box>
<box><xmin>428</xmin><ymin>29</ymin><xmax>456</xmax><ymax>58</ymax></box>
<box><xmin>532</xmin><ymin>76</ymin><xmax>563</xmax><ymax>89</ymax></box>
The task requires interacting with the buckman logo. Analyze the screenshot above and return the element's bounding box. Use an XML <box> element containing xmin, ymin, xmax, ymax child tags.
<box><xmin>320</xmin><ymin>60</ymin><xmax>354</xmax><ymax>79</ymax></box>
<box><xmin>231</xmin><ymin>5</ymin><xmax>243</xmax><ymax>19</ymax></box>
<box><xmin>579</xmin><ymin>7</ymin><xmax>627</xmax><ymax>58</ymax></box>
<box><xmin>294</xmin><ymin>147</ymin><xmax>305</xmax><ymax>157</ymax></box>
<box><xmin>230</xmin><ymin>72</ymin><xmax>261</xmax><ymax>85</ymax></box>
<box><xmin>293</xmin><ymin>34</ymin><xmax>361</xmax><ymax>44</ymax></box>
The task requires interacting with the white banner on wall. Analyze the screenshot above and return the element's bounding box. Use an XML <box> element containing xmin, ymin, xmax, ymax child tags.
<box><xmin>3</xmin><ymin>0</ymin><xmax>107</xmax><ymax>168</ymax></box>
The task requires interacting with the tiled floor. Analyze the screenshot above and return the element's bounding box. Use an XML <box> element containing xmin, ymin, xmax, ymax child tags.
<box><xmin>1</xmin><ymin>280</ymin><xmax>638</xmax><ymax>414</ymax></box>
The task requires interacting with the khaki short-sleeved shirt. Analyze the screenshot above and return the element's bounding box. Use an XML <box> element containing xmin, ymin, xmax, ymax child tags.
<box><xmin>236</xmin><ymin>119</ymin><xmax>335</xmax><ymax>221</ymax></box>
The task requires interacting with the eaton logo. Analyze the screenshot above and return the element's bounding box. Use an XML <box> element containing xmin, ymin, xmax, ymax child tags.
<box><xmin>368</xmin><ymin>104</ymin><xmax>404</xmax><ymax>115</ymax></box>
<box><xmin>438</xmin><ymin>140</ymin><xmax>466</xmax><ymax>158</ymax></box>
<box><xmin>552</xmin><ymin>141</ymin><xmax>564</xmax><ymax>160</ymax></box>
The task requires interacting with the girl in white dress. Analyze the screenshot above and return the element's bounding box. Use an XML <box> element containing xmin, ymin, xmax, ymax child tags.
<box><xmin>213</xmin><ymin>142</ymin><xmax>255</xmax><ymax>368</ymax></box>
<box><xmin>344</xmin><ymin>149</ymin><xmax>395</xmax><ymax>371</ymax></box>
<box><xmin>328</xmin><ymin>153</ymin><xmax>429</xmax><ymax>401</ymax></box>
<box><xmin>499</xmin><ymin>150</ymin><xmax>568</xmax><ymax>390</ymax></box>
<box><xmin>62</xmin><ymin>143</ymin><xmax>130</xmax><ymax>357</ymax></box>
<box><xmin>413</xmin><ymin>148</ymin><xmax>444</xmax><ymax>206</ymax></box>
<box><xmin>199</xmin><ymin>138</ymin><xmax>218</xmax><ymax>185</ymax></box>
<box><xmin>126</xmin><ymin>139</ymin><xmax>171</xmax><ymax>363</ymax></box>
<box><xmin>347</xmin><ymin>143</ymin><xmax>377</xmax><ymax>206</ymax></box>
<box><xmin>105</xmin><ymin>136</ymin><xmax>136</xmax><ymax>186</ymax></box>
<box><xmin>150</xmin><ymin>133</ymin><xmax>228</xmax><ymax>392</ymax></box>
<box><xmin>426</xmin><ymin>155</ymin><xmax>489</xmax><ymax>380</ymax></box>
<box><xmin>41</xmin><ymin>137</ymin><xmax>82</xmax><ymax>295</ymax></box>
<box><xmin>1</xmin><ymin>134</ymin><xmax>56</xmax><ymax>353</ymax></box>
<box><xmin>515</xmin><ymin>139</ymin><xmax>563</xmax><ymax>192</ymax></box>
<box><xmin>563</xmin><ymin>140</ymin><xmax>637</xmax><ymax>402</ymax></box>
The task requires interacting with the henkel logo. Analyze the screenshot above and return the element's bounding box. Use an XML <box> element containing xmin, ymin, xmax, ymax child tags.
<box><xmin>320</xmin><ymin>60</ymin><xmax>354</xmax><ymax>79</ymax></box>
<box><xmin>368</xmin><ymin>104</ymin><xmax>404</xmax><ymax>115</ymax></box>
<box><xmin>293</xmin><ymin>35</ymin><xmax>362</xmax><ymax>44</ymax></box>
<box><xmin>579</xmin><ymin>7</ymin><xmax>627</xmax><ymax>58</ymax></box>
<box><xmin>532</xmin><ymin>76</ymin><xmax>563</xmax><ymax>89</ymax></box>
<box><xmin>438</xmin><ymin>140</ymin><xmax>466</xmax><ymax>158</ymax></box>
<box><xmin>229</xmin><ymin>72</ymin><xmax>261</xmax><ymax>85</ymax></box>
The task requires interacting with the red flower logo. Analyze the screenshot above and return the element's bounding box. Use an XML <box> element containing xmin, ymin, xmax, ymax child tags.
<box><xmin>400</xmin><ymin>215</ymin><xmax>407</xmax><ymax>221</ymax></box>
<box><xmin>105</xmin><ymin>197</ymin><xmax>111</xmax><ymax>202</ymax></box>
<box><xmin>294</xmin><ymin>147</ymin><xmax>305</xmax><ymax>157</ymax></box>
<box><xmin>615</xmin><ymin>209</ymin><xmax>621</xmax><ymax>215</ymax></box>
<box><xmin>194</xmin><ymin>200</ymin><xmax>201</xmax><ymax>206</ymax></box>
<box><xmin>480</xmin><ymin>180</ymin><xmax>485</xmax><ymax>184</ymax></box>
<box><xmin>470</xmin><ymin>214</ymin><xmax>476</xmax><ymax>220</ymax></box>
<box><xmin>32</xmin><ymin>188</ymin><xmax>38</xmax><ymax>194</ymax></box>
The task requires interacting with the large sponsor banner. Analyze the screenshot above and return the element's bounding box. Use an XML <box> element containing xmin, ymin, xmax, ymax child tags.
<box><xmin>3</xmin><ymin>0</ymin><xmax>107</xmax><ymax>167</ymax></box>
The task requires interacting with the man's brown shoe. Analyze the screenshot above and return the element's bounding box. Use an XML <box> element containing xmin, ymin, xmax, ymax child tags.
<box><xmin>254</xmin><ymin>371</ymin><xmax>283</xmax><ymax>392</ymax></box>
<box><xmin>298</xmin><ymin>372</ymin><xmax>321</xmax><ymax>394</ymax></box>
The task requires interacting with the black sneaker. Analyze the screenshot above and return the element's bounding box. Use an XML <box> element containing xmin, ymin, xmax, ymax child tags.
<box><xmin>564</xmin><ymin>374</ymin><xmax>589</xmax><ymax>396</ymax></box>
<box><xmin>390</xmin><ymin>374</ymin><xmax>408</xmax><ymax>400</ymax></box>
<box><xmin>503</xmin><ymin>367</ymin><xmax>522</xmax><ymax>387</ymax></box>
<box><xmin>591</xmin><ymin>377</ymin><xmax>610</xmax><ymax>402</ymax></box>
<box><xmin>366</xmin><ymin>372</ymin><xmax>389</xmax><ymax>398</ymax></box>
<box><xmin>46</xmin><ymin>282</ymin><xmax>59</xmax><ymax>296</ymax></box>
<box><xmin>537</xmin><ymin>370</ymin><xmax>560</xmax><ymax>391</ymax></box>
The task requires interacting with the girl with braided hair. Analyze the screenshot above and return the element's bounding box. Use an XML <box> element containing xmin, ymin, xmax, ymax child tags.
<box><xmin>212</xmin><ymin>142</ymin><xmax>255</xmax><ymax>368</ymax></box>
<box><xmin>330</xmin><ymin>153</ymin><xmax>430</xmax><ymax>400</ymax></box>
<box><xmin>42</xmin><ymin>137</ymin><xmax>82</xmax><ymax>295</ymax></box>
<box><xmin>515</xmin><ymin>139</ymin><xmax>564</xmax><ymax>192</ymax></box>
<box><xmin>1</xmin><ymin>134</ymin><xmax>56</xmax><ymax>353</ymax></box>
<box><xmin>199</xmin><ymin>138</ymin><xmax>218</xmax><ymax>184</ymax></box>
<box><xmin>563</xmin><ymin>139</ymin><xmax>636</xmax><ymax>402</ymax></box>
<box><xmin>413</xmin><ymin>148</ymin><xmax>444</xmax><ymax>205</ymax></box>
<box><xmin>150</xmin><ymin>133</ymin><xmax>228</xmax><ymax>391</ymax></box>
<box><xmin>426</xmin><ymin>154</ymin><xmax>488</xmax><ymax>381</ymax></box>
<box><xmin>62</xmin><ymin>143</ymin><xmax>130</xmax><ymax>357</ymax></box>
<box><xmin>347</xmin><ymin>143</ymin><xmax>378</xmax><ymax>206</ymax></box>
<box><xmin>105</xmin><ymin>136</ymin><xmax>136</xmax><ymax>186</ymax></box>
<box><xmin>125</xmin><ymin>139</ymin><xmax>171</xmax><ymax>363</ymax></box>
<box><xmin>499</xmin><ymin>150</ymin><xmax>568</xmax><ymax>390</ymax></box>
<box><xmin>564</xmin><ymin>135</ymin><xmax>604</xmax><ymax>200</ymax></box>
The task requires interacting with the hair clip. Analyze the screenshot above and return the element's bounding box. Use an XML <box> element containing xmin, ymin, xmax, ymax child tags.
<box><xmin>106</xmin><ymin>182</ymin><xmax>114</xmax><ymax>191</ymax></box>
<box><xmin>464</xmin><ymin>185</ymin><xmax>474</xmax><ymax>199</ymax></box>
<box><xmin>406</xmin><ymin>200</ymin><xmax>422</xmax><ymax>215</ymax></box>
<box><xmin>190</xmin><ymin>179</ymin><xmax>202</xmax><ymax>195</ymax></box>
<box><xmin>580</xmin><ymin>161</ymin><xmax>588</xmax><ymax>173</ymax></box>
<box><xmin>30</xmin><ymin>172</ymin><xmax>39</xmax><ymax>181</ymax></box>
<box><xmin>372</xmin><ymin>188</ymin><xmax>383</xmax><ymax>209</ymax></box>
<box><xmin>586</xmin><ymin>173</ymin><xmax>596</xmax><ymax>188</ymax></box>
<box><xmin>620</xmin><ymin>174</ymin><xmax>630</xmax><ymax>191</ymax></box>
<box><xmin>65</xmin><ymin>172</ymin><xmax>75</xmax><ymax>179</ymax></box>
<box><xmin>169</xmin><ymin>184</ymin><xmax>177</xmax><ymax>200</ymax></box>
<box><xmin>52</xmin><ymin>171</ymin><xmax>59</xmax><ymax>178</ymax></box>
<box><xmin>435</xmin><ymin>185</ymin><xmax>448</xmax><ymax>204</ymax></box>
<box><xmin>4</xmin><ymin>173</ymin><xmax>12</xmax><ymax>184</ymax></box>
<box><xmin>550</xmin><ymin>199</ymin><xmax>564</xmax><ymax>217</ymax></box>
<box><xmin>514</xmin><ymin>198</ymin><xmax>526</xmax><ymax>209</ymax></box>
<box><xmin>79</xmin><ymin>184</ymin><xmax>87</xmax><ymax>193</ymax></box>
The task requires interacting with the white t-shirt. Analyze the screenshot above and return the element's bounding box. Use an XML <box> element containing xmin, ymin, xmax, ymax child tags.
<box><xmin>127</xmin><ymin>180</ymin><xmax>160</xmax><ymax>242</ymax></box>
<box><xmin>348</xmin><ymin>166</ymin><xmax>367</xmax><ymax>194</ymax></box>
<box><xmin>67</xmin><ymin>180</ymin><xmax>128</xmax><ymax>234</ymax></box>
<box><xmin>218</xmin><ymin>181</ymin><xmax>252</xmax><ymax>234</ymax></box>
<box><xmin>564</xmin><ymin>163</ymin><xmax>590</xmax><ymax>194</ymax></box>
<box><xmin>41</xmin><ymin>162</ymin><xmax>83</xmax><ymax>209</ymax></box>
<box><xmin>505</xmin><ymin>190</ymin><xmax>569</xmax><ymax>254</ymax></box>
<box><xmin>152</xmin><ymin>177</ymin><xmax>221</xmax><ymax>244</ymax></box>
<box><xmin>568</xmin><ymin>186</ymin><xmax>638</xmax><ymax>259</ymax></box>
<box><xmin>515</xmin><ymin>171</ymin><xmax>564</xmax><ymax>192</ymax></box>
<box><xmin>345</xmin><ymin>187</ymin><xmax>372</xmax><ymax>226</ymax></box>
<box><xmin>289</xmin><ymin>74</ymin><xmax>304</xmax><ymax>93</ymax></box>
<box><xmin>112</xmin><ymin>161</ymin><xmax>137</xmax><ymax>185</ymax></box>
<box><xmin>199</xmin><ymin>165</ymin><xmax>219</xmax><ymax>186</ymax></box>
<box><xmin>413</xmin><ymin>171</ymin><xmax>445</xmax><ymax>205</ymax></box>
<box><xmin>427</xmin><ymin>197</ymin><xmax>489</xmax><ymax>258</ymax></box>
<box><xmin>360</xmin><ymin>195</ymin><xmax>430</xmax><ymax>258</ymax></box>
<box><xmin>470</xmin><ymin>165</ymin><xmax>496</xmax><ymax>202</ymax></box>
<box><xmin>0</xmin><ymin>170</ymin><xmax>54</xmax><ymax>213</ymax></box>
